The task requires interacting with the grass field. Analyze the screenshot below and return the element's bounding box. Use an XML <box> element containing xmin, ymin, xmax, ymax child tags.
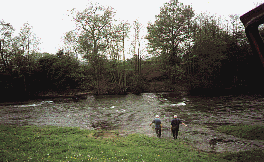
<box><xmin>1</xmin><ymin>125</ymin><xmax>264</xmax><ymax>161</ymax></box>
<box><xmin>0</xmin><ymin>125</ymin><xmax>218</xmax><ymax>161</ymax></box>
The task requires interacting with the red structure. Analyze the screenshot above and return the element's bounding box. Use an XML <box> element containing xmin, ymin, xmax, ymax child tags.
<box><xmin>240</xmin><ymin>3</ymin><xmax>264</xmax><ymax>67</ymax></box>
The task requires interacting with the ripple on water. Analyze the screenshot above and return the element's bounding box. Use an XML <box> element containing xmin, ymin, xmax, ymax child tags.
<box><xmin>1</xmin><ymin>93</ymin><xmax>264</xmax><ymax>153</ymax></box>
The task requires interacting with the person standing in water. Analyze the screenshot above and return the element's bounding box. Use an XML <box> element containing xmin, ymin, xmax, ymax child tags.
<box><xmin>171</xmin><ymin>115</ymin><xmax>187</xmax><ymax>139</ymax></box>
<box><xmin>150</xmin><ymin>115</ymin><xmax>162</xmax><ymax>138</ymax></box>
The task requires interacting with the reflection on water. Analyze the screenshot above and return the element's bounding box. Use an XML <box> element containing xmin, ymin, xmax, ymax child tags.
<box><xmin>0</xmin><ymin>93</ymin><xmax>264</xmax><ymax>153</ymax></box>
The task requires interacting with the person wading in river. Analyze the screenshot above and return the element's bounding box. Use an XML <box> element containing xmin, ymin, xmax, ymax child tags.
<box><xmin>150</xmin><ymin>115</ymin><xmax>162</xmax><ymax>138</ymax></box>
<box><xmin>171</xmin><ymin>115</ymin><xmax>187</xmax><ymax>139</ymax></box>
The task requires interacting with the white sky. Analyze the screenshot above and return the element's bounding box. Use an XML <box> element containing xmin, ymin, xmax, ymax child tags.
<box><xmin>1</xmin><ymin>0</ymin><xmax>264</xmax><ymax>58</ymax></box>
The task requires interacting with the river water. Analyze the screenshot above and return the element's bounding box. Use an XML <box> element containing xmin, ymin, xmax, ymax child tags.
<box><xmin>1</xmin><ymin>92</ymin><xmax>264</xmax><ymax>153</ymax></box>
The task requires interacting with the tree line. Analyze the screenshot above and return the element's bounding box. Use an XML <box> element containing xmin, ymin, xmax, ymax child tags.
<box><xmin>1</xmin><ymin>1</ymin><xmax>264</xmax><ymax>102</ymax></box>
<box><xmin>146</xmin><ymin>1</ymin><xmax>264</xmax><ymax>96</ymax></box>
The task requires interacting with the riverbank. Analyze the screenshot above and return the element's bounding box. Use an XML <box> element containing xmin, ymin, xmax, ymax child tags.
<box><xmin>1</xmin><ymin>92</ymin><xmax>264</xmax><ymax>161</ymax></box>
<box><xmin>0</xmin><ymin>125</ymin><xmax>221</xmax><ymax>161</ymax></box>
<box><xmin>1</xmin><ymin>125</ymin><xmax>264</xmax><ymax>161</ymax></box>
<box><xmin>0</xmin><ymin>81</ymin><xmax>188</xmax><ymax>103</ymax></box>
<box><xmin>4</xmin><ymin>81</ymin><xmax>261</xmax><ymax>104</ymax></box>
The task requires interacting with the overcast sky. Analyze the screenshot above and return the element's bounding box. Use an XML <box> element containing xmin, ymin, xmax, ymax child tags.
<box><xmin>1</xmin><ymin>0</ymin><xmax>264</xmax><ymax>58</ymax></box>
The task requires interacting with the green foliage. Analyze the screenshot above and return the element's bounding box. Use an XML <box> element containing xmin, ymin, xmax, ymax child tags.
<box><xmin>2</xmin><ymin>2</ymin><xmax>264</xmax><ymax>98</ymax></box>
<box><xmin>146</xmin><ymin>1</ymin><xmax>194</xmax><ymax>61</ymax></box>
<box><xmin>0</xmin><ymin>20</ymin><xmax>15</xmax><ymax>73</ymax></box>
<box><xmin>67</xmin><ymin>2</ymin><xmax>131</xmax><ymax>95</ymax></box>
<box><xmin>140</xmin><ymin>58</ymin><xmax>165</xmax><ymax>81</ymax></box>
<box><xmin>146</xmin><ymin>1</ymin><xmax>194</xmax><ymax>85</ymax></box>
<box><xmin>71</xmin><ymin>2</ymin><xmax>115</xmax><ymax>56</ymax></box>
<box><xmin>128</xmin><ymin>74</ymin><xmax>148</xmax><ymax>94</ymax></box>
<box><xmin>180</xmin><ymin>12</ymin><xmax>263</xmax><ymax>94</ymax></box>
<box><xmin>183</xmin><ymin>13</ymin><xmax>230</xmax><ymax>89</ymax></box>
<box><xmin>37</xmin><ymin>51</ymin><xmax>84</xmax><ymax>93</ymax></box>
<box><xmin>18</xmin><ymin>22</ymin><xmax>41</xmax><ymax>54</ymax></box>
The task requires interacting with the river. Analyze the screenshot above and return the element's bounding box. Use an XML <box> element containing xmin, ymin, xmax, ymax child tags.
<box><xmin>1</xmin><ymin>92</ymin><xmax>264</xmax><ymax>153</ymax></box>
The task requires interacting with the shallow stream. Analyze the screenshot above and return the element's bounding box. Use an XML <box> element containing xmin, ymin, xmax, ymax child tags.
<box><xmin>1</xmin><ymin>92</ymin><xmax>264</xmax><ymax>153</ymax></box>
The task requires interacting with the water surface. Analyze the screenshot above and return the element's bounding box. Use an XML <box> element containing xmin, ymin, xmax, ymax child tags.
<box><xmin>1</xmin><ymin>93</ymin><xmax>264</xmax><ymax>153</ymax></box>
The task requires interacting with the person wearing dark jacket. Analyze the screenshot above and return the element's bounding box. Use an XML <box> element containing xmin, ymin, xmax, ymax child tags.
<box><xmin>150</xmin><ymin>115</ymin><xmax>162</xmax><ymax>138</ymax></box>
<box><xmin>171</xmin><ymin>115</ymin><xmax>187</xmax><ymax>139</ymax></box>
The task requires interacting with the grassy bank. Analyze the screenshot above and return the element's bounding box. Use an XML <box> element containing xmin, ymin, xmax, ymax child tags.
<box><xmin>216</xmin><ymin>124</ymin><xmax>264</xmax><ymax>140</ymax></box>
<box><xmin>215</xmin><ymin>124</ymin><xmax>264</xmax><ymax>161</ymax></box>
<box><xmin>2</xmin><ymin>125</ymin><xmax>264</xmax><ymax>161</ymax></box>
<box><xmin>1</xmin><ymin>125</ymin><xmax>217</xmax><ymax>161</ymax></box>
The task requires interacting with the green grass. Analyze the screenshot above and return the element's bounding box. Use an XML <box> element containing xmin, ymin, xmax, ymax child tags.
<box><xmin>0</xmin><ymin>125</ymin><xmax>218</xmax><ymax>162</ymax></box>
<box><xmin>2</xmin><ymin>125</ymin><xmax>264</xmax><ymax>162</ymax></box>
<box><xmin>216</xmin><ymin>124</ymin><xmax>264</xmax><ymax>140</ymax></box>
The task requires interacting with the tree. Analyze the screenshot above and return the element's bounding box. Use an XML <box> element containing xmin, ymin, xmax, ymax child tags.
<box><xmin>69</xmin><ymin>2</ymin><xmax>116</xmax><ymax>94</ymax></box>
<box><xmin>70</xmin><ymin>2</ymin><xmax>115</xmax><ymax>58</ymax></box>
<box><xmin>68</xmin><ymin>2</ymin><xmax>130</xmax><ymax>94</ymax></box>
<box><xmin>107</xmin><ymin>22</ymin><xmax>130</xmax><ymax>60</ymax></box>
<box><xmin>182</xmin><ymin>12</ymin><xmax>261</xmax><ymax>95</ymax></box>
<box><xmin>130</xmin><ymin>20</ymin><xmax>144</xmax><ymax>74</ymax></box>
<box><xmin>146</xmin><ymin>0</ymin><xmax>194</xmax><ymax>84</ymax></box>
<box><xmin>126</xmin><ymin>20</ymin><xmax>146</xmax><ymax>93</ymax></box>
<box><xmin>19</xmin><ymin>22</ymin><xmax>41</xmax><ymax>55</ymax></box>
<box><xmin>63</xmin><ymin>30</ymin><xmax>79</xmax><ymax>59</ymax></box>
<box><xmin>106</xmin><ymin>21</ymin><xmax>130</xmax><ymax>93</ymax></box>
<box><xmin>36</xmin><ymin>51</ymin><xmax>82</xmax><ymax>93</ymax></box>
<box><xmin>181</xmin><ymin>13</ymin><xmax>236</xmax><ymax>92</ymax></box>
<box><xmin>0</xmin><ymin>20</ymin><xmax>14</xmax><ymax>73</ymax></box>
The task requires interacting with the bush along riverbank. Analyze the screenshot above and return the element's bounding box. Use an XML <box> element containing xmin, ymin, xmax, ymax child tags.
<box><xmin>2</xmin><ymin>125</ymin><xmax>264</xmax><ymax>161</ymax></box>
<box><xmin>1</xmin><ymin>125</ymin><xmax>219</xmax><ymax>161</ymax></box>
